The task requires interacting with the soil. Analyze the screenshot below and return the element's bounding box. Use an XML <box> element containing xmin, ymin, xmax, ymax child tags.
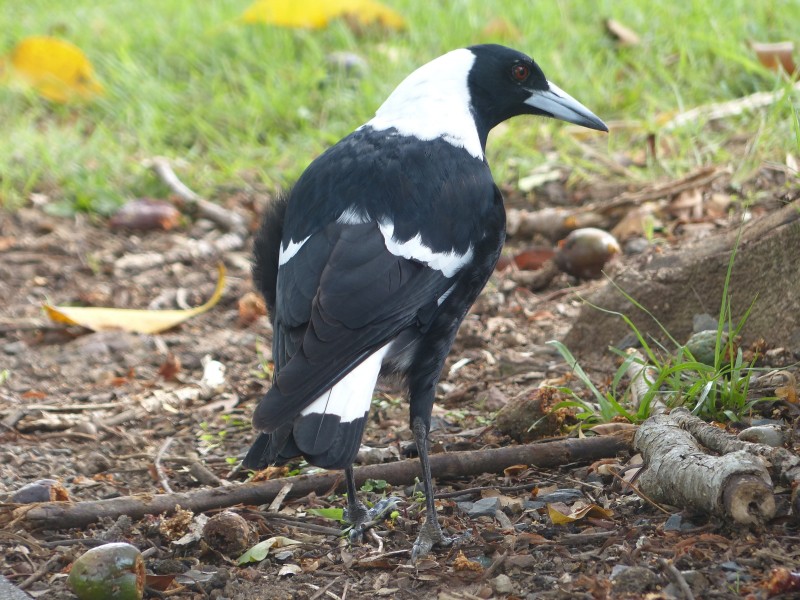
<box><xmin>1</xmin><ymin>168</ymin><xmax>799</xmax><ymax>600</ymax></box>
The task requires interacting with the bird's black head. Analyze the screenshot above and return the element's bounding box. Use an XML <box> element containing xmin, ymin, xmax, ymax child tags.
<box><xmin>466</xmin><ymin>44</ymin><xmax>607</xmax><ymax>146</ymax></box>
<box><xmin>365</xmin><ymin>44</ymin><xmax>606</xmax><ymax>160</ymax></box>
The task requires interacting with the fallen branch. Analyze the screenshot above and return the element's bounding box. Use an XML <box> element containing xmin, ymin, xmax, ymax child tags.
<box><xmin>5</xmin><ymin>433</ymin><xmax>631</xmax><ymax>530</ymax></box>
<box><xmin>663</xmin><ymin>80</ymin><xmax>800</xmax><ymax>131</ymax></box>
<box><xmin>144</xmin><ymin>156</ymin><xmax>248</xmax><ymax>239</ymax></box>
<box><xmin>634</xmin><ymin>408</ymin><xmax>777</xmax><ymax>524</ymax></box>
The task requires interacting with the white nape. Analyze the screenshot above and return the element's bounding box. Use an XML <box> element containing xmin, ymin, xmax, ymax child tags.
<box><xmin>300</xmin><ymin>343</ymin><xmax>392</xmax><ymax>423</ymax></box>
<box><xmin>362</xmin><ymin>48</ymin><xmax>483</xmax><ymax>160</ymax></box>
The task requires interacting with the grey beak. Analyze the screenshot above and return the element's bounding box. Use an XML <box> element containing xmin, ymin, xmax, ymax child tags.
<box><xmin>525</xmin><ymin>80</ymin><xmax>608</xmax><ymax>132</ymax></box>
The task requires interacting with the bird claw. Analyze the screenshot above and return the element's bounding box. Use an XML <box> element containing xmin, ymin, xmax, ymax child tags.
<box><xmin>345</xmin><ymin>497</ymin><xmax>400</xmax><ymax>543</ymax></box>
<box><xmin>410</xmin><ymin>520</ymin><xmax>470</xmax><ymax>563</ymax></box>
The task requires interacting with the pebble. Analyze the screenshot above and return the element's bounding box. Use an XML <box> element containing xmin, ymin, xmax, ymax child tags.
<box><xmin>468</xmin><ymin>497</ymin><xmax>500</xmax><ymax>518</ymax></box>
<box><xmin>737</xmin><ymin>425</ymin><xmax>785</xmax><ymax>447</ymax></box>
<box><xmin>610</xmin><ymin>566</ymin><xmax>660</xmax><ymax>594</ymax></box>
<box><xmin>491</xmin><ymin>574</ymin><xmax>514</xmax><ymax>595</ymax></box>
<box><xmin>535</xmin><ymin>489</ymin><xmax>584</xmax><ymax>504</ymax></box>
<box><xmin>2</xmin><ymin>341</ymin><xmax>26</xmax><ymax>355</ymax></box>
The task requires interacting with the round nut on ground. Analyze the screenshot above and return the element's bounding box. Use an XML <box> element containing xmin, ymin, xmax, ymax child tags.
<box><xmin>67</xmin><ymin>542</ymin><xmax>144</xmax><ymax>600</ymax></box>
<box><xmin>202</xmin><ymin>510</ymin><xmax>254</xmax><ymax>556</ymax></box>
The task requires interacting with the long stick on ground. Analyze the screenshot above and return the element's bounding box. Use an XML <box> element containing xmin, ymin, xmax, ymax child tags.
<box><xmin>7</xmin><ymin>434</ymin><xmax>630</xmax><ymax>530</ymax></box>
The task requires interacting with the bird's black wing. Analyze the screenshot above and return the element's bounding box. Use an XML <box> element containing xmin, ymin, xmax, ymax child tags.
<box><xmin>252</xmin><ymin>219</ymin><xmax>454</xmax><ymax>432</ymax></box>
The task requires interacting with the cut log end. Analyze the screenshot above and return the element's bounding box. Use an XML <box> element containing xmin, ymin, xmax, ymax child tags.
<box><xmin>722</xmin><ymin>474</ymin><xmax>776</xmax><ymax>524</ymax></box>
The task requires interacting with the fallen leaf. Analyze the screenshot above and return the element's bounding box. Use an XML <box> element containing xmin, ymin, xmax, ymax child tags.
<box><xmin>237</xmin><ymin>536</ymin><xmax>302</xmax><ymax>565</ymax></box>
<box><xmin>145</xmin><ymin>574</ymin><xmax>177</xmax><ymax>592</ymax></box>
<box><xmin>9</xmin><ymin>36</ymin><xmax>104</xmax><ymax>103</ymax></box>
<box><xmin>238</xmin><ymin>291</ymin><xmax>267</xmax><ymax>326</ymax></box>
<box><xmin>109</xmin><ymin>199</ymin><xmax>181</xmax><ymax>231</ymax></box>
<box><xmin>44</xmin><ymin>263</ymin><xmax>225</xmax><ymax>334</ymax></box>
<box><xmin>481</xmin><ymin>17</ymin><xmax>521</xmax><ymax>40</ymax></box>
<box><xmin>278</xmin><ymin>564</ymin><xmax>302</xmax><ymax>577</ymax></box>
<box><xmin>509</xmin><ymin>247</ymin><xmax>556</xmax><ymax>271</ymax></box>
<box><xmin>751</xmin><ymin>41</ymin><xmax>797</xmax><ymax>77</ymax></box>
<box><xmin>240</xmin><ymin>0</ymin><xmax>405</xmax><ymax>30</ymax></box>
<box><xmin>668</xmin><ymin>188</ymin><xmax>704</xmax><ymax>220</ymax></box>
<box><xmin>158</xmin><ymin>352</ymin><xmax>182</xmax><ymax>381</ymax></box>
<box><xmin>548</xmin><ymin>502</ymin><xmax>614</xmax><ymax>525</ymax></box>
<box><xmin>604</xmin><ymin>19</ymin><xmax>641</xmax><ymax>46</ymax></box>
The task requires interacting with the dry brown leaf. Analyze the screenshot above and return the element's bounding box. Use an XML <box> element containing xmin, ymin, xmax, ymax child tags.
<box><xmin>109</xmin><ymin>199</ymin><xmax>181</xmax><ymax>231</ymax></box>
<box><xmin>668</xmin><ymin>188</ymin><xmax>704</xmax><ymax>220</ymax></box>
<box><xmin>481</xmin><ymin>17</ymin><xmax>522</xmax><ymax>40</ymax></box>
<box><xmin>44</xmin><ymin>264</ymin><xmax>225</xmax><ymax>334</ymax></box>
<box><xmin>238</xmin><ymin>291</ymin><xmax>267</xmax><ymax>326</ymax></box>
<box><xmin>453</xmin><ymin>550</ymin><xmax>483</xmax><ymax>572</ymax></box>
<box><xmin>604</xmin><ymin>18</ymin><xmax>641</xmax><ymax>46</ymax></box>
<box><xmin>9</xmin><ymin>36</ymin><xmax>103</xmax><ymax>103</ymax></box>
<box><xmin>548</xmin><ymin>501</ymin><xmax>614</xmax><ymax>525</ymax></box>
<box><xmin>751</xmin><ymin>41</ymin><xmax>797</xmax><ymax>76</ymax></box>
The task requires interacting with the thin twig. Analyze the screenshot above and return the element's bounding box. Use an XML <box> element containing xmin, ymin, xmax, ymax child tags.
<box><xmin>480</xmin><ymin>551</ymin><xmax>508</xmax><ymax>580</ymax></box>
<box><xmin>18</xmin><ymin>554</ymin><xmax>62</xmax><ymax>590</ymax></box>
<box><xmin>155</xmin><ymin>437</ymin><xmax>175</xmax><ymax>494</ymax></box>
<box><xmin>309</xmin><ymin>578</ymin><xmax>341</xmax><ymax>600</ymax></box>
<box><xmin>145</xmin><ymin>157</ymin><xmax>248</xmax><ymax>237</ymax></box>
<box><xmin>267</xmin><ymin>483</ymin><xmax>294</xmax><ymax>513</ymax></box>
<box><xmin>611</xmin><ymin>470</ymin><xmax>672</xmax><ymax>515</ymax></box>
<box><xmin>658</xmin><ymin>557</ymin><xmax>696</xmax><ymax>600</ymax></box>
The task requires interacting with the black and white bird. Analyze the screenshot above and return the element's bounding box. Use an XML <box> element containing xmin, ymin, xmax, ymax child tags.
<box><xmin>243</xmin><ymin>44</ymin><xmax>607</xmax><ymax>558</ymax></box>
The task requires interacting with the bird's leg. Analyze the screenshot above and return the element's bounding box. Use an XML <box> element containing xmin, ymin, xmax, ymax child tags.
<box><xmin>410</xmin><ymin>416</ymin><xmax>467</xmax><ymax>561</ymax></box>
<box><xmin>343</xmin><ymin>466</ymin><xmax>399</xmax><ymax>542</ymax></box>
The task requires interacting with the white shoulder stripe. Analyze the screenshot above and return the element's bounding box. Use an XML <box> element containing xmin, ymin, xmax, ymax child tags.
<box><xmin>300</xmin><ymin>343</ymin><xmax>392</xmax><ymax>423</ymax></box>
<box><xmin>379</xmin><ymin>221</ymin><xmax>473</xmax><ymax>278</ymax></box>
<box><xmin>278</xmin><ymin>235</ymin><xmax>311</xmax><ymax>266</ymax></box>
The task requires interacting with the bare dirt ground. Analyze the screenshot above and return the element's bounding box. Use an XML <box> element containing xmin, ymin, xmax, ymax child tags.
<box><xmin>1</xmin><ymin>168</ymin><xmax>799</xmax><ymax>600</ymax></box>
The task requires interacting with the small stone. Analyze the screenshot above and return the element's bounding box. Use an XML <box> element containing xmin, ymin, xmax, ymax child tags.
<box><xmin>78</xmin><ymin>451</ymin><xmax>112</xmax><ymax>475</ymax></box>
<box><xmin>456</xmin><ymin>501</ymin><xmax>474</xmax><ymax>515</ymax></box>
<box><xmin>468</xmin><ymin>497</ymin><xmax>500</xmax><ymax>518</ymax></box>
<box><xmin>663</xmin><ymin>514</ymin><xmax>682</xmax><ymax>531</ymax></box>
<box><xmin>537</xmin><ymin>489</ymin><xmax>584</xmax><ymax>504</ymax></box>
<box><xmin>738</xmin><ymin>425</ymin><xmax>785</xmax><ymax>447</ymax></box>
<box><xmin>491</xmin><ymin>574</ymin><xmax>514</xmax><ymax>595</ymax></box>
<box><xmin>610</xmin><ymin>566</ymin><xmax>660</xmax><ymax>594</ymax></box>
<box><xmin>3</xmin><ymin>341</ymin><xmax>26</xmax><ymax>355</ymax></box>
<box><xmin>624</xmin><ymin>237</ymin><xmax>649</xmax><ymax>255</ymax></box>
<box><xmin>72</xmin><ymin>421</ymin><xmax>98</xmax><ymax>436</ymax></box>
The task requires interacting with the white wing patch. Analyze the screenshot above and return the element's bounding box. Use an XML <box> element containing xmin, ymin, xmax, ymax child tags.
<box><xmin>379</xmin><ymin>221</ymin><xmax>473</xmax><ymax>278</ymax></box>
<box><xmin>361</xmin><ymin>48</ymin><xmax>483</xmax><ymax>160</ymax></box>
<box><xmin>278</xmin><ymin>235</ymin><xmax>311</xmax><ymax>266</ymax></box>
<box><xmin>300</xmin><ymin>343</ymin><xmax>391</xmax><ymax>423</ymax></box>
<box><xmin>337</xmin><ymin>206</ymin><xmax>369</xmax><ymax>225</ymax></box>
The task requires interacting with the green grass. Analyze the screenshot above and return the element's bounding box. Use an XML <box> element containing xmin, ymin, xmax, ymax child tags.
<box><xmin>1</xmin><ymin>0</ymin><xmax>798</xmax><ymax>212</ymax></box>
<box><xmin>547</xmin><ymin>230</ymin><xmax>772</xmax><ymax>426</ymax></box>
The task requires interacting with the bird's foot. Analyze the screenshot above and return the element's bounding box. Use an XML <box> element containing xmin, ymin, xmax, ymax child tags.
<box><xmin>345</xmin><ymin>497</ymin><xmax>400</xmax><ymax>543</ymax></box>
<box><xmin>411</xmin><ymin>519</ymin><xmax>470</xmax><ymax>563</ymax></box>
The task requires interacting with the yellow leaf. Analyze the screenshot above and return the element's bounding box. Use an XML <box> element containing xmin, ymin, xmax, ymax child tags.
<box><xmin>241</xmin><ymin>0</ymin><xmax>405</xmax><ymax>30</ymax></box>
<box><xmin>9</xmin><ymin>36</ymin><xmax>103</xmax><ymax>103</ymax></box>
<box><xmin>547</xmin><ymin>502</ymin><xmax>614</xmax><ymax>525</ymax></box>
<box><xmin>44</xmin><ymin>264</ymin><xmax>225</xmax><ymax>334</ymax></box>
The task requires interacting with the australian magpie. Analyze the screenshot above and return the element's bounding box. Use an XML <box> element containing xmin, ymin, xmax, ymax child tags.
<box><xmin>243</xmin><ymin>43</ymin><xmax>607</xmax><ymax>559</ymax></box>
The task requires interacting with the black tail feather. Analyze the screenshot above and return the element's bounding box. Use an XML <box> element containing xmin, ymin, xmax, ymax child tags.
<box><xmin>252</xmin><ymin>194</ymin><xmax>288</xmax><ymax>317</ymax></box>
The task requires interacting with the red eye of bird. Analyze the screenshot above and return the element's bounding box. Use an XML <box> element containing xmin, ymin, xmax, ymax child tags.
<box><xmin>511</xmin><ymin>63</ymin><xmax>530</xmax><ymax>81</ymax></box>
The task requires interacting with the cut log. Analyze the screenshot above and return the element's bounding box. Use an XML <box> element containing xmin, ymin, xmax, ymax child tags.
<box><xmin>634</xmin><ymin>408</ymin><xmax>776</xmax><ymax>524</ymax></box>
<box><xmin>4</xmin><ymin>434</ymin><xmax>631</xmax><ymax>531</ymax></box>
